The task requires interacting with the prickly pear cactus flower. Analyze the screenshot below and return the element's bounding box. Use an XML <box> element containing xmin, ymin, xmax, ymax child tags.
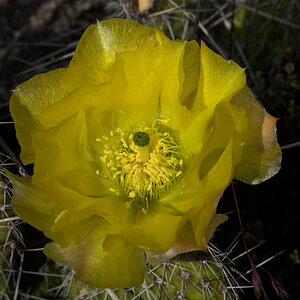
<box><xmin>9</xmin><ymin>19</ymin><xmax>281</xmax><ymax>289</ymax></box>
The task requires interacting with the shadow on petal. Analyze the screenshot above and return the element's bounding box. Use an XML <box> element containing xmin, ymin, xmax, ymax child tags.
<box><xmin>44</xmin><ymin>218</ymin><xmax>145</xmax><ymax>289</ymax></box>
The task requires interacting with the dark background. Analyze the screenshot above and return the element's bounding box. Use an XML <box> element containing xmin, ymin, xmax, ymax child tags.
<box><xmin>0</xmin><ymin>1</ymin><xmax>299</xmax><ymax>299</ymax></box>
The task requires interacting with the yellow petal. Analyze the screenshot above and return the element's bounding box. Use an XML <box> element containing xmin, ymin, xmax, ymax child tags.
<box><xmin>175</xmin><ymin>218</ymin><xmax>199</xmax><ymax>250</ymax></box>
<box><xmin>180</xmin><ymin>40</ymin><xmax>201</xmax><ymax>108</ymax></box>
<box><xmin>102</xmin><ymin>43</ymin><xmax>164</xmax><ymax>127</ymax></box>
<box><xmin>146</xmin><ymin>212</ymin><xmax>228</xmax><ymax>264</ymax></box>
<box><xmin>156</xmin><ymin>31</ymin><xmax>195</xmax><ymax>137</ymax></box>
<box><xmin>32</xmin><ymin>111</ymin><xmax>108</xmax><ymax>196</ymax></box>
<box><xmin>162</xmin><ymin>137</ymin><xmax>234</xmax><ymax>213</ymax></box>
<box><xmin>84</xmin><ymin>105</ymin><xmax>122</xmax><ymax>158</ymax></box>
<box><xmin>194</xmin><ymin>101</ymin><xmax>247</xmax><ymax>181</ymax></box>
<box><xmin>9</xmin><ymin>68</ymin><xmax>68</xmax><ymax>164</ymax></box>
<box><xmin>157</xmin><ymin>35</ymin><xmax>208</xmax><ymax>156</ymax></box>
<box><xmin>159</xmin><ymin>40</ymin><xmax>246</xmax><ymax>158</ymax></box>
<box><xmin>8</xmin><ymin>171</ymin><xmax>102</xmax><ymax>248</ymax></box>
<box><xmin>119</xmin><ymin>205</ymin><xmax>182</xmax><ymax>252</ymax></box>
<box><xmin>44</xmin><ymin>218</ymin><xmax>145</xmax><ymax>289</ymax></box>
<box><xmin>41</xmin><ymin>41</ymin><xmax>164</xmax><ymax>131</ymax></box>
<box><xmin>191</xmin><ymin>211</ymin><xmax>228</xmax><ymax>248</ymax></box>
<box><xmin>38</xmin><ymin>84</ymin><xmax>111</xmax><ymax>129</ymax></box>
<box><xmin>231</xmin><ymin>87</ymin><xmax>282</xmax><ymax>183</ymax></box>
<box><xmin>61</xmin><ymin>19</ymin><xmax>158</xmax><ymax>92</ymax></box>
<box><xmin>194</xmin><ymin>41</ymin><xmax>246</xmax><ymax>112</ymax></box>
<box><xmin>185</xmin><ymin>137</ymin><xmax>234</xmax><ymax>190</ymax></box>
<box><xmin>157</xmin><ymin>31</ymin><xmax>186</xmax><ymax>123</ymax></box>
<box><xmin>49</xmin><ymin>179</ymin><xmax>130</xmax><ymax>235</ymax></box>
<box><xmin>161</xmin><ymin>205</ymin><xmax>227</xmax><ymax>252</ymax></box>
<box><xmin>6</xmin><ymin>170</ymin><xmax>53</xmax><ymax>232</ymax></box>
<box><xmin>50</xmin><ymin>215</ymin><xmax>99</xmax><ymax>248</ymax></box>
<box><xmin>202</xmin><ymin>213</ymin><xmax>229</xmax><ymax>246</ymax></box>
<box><xmin>183</xmin><ymin>95</ymin><xmax>248</xmax><ymax>191</ymax></box>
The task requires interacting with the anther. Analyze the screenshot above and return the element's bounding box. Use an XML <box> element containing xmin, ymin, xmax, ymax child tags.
<box><xmin>129</xmin><ymin>191</ymin><xmax>136</xmax><ymax>198</ymax></box>
<box><xmin>99</xmin><ymin>125</ymin><xmax>183</xmax><ymax>210</ymax></box>
<box><xmin>176</xmin><ymin>171</ymin><xmax>183</xmax><ymax>177</ymax></box>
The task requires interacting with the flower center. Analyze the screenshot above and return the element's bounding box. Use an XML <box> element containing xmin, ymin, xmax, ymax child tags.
<box><xmin>97</xmin><ymin>124</ymin><xmax>183</xmax><ymax>213</ymax></box>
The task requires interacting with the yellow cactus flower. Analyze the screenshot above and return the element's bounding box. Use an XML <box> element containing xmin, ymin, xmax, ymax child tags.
<box><xmin>8</xmin><ymin>19</ymin><xmax>281</xmax><ymax>289</ymax></box>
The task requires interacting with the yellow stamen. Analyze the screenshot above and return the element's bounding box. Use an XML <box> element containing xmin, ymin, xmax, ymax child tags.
<box><xmin>126</xmin><ymin>199</ymin><xmax>134</xmax><ymax>208</ymax></box>
<box><xmin>176</xmin><ymin>171</ymin><xmax>183</xmax><ymax>177</ymax></box>
<box><xmin>129</xmin><ymin>191</ymin><xmax>136</xmax><ymax>198</ymax></box>
<box><xmin>99</xmin><ymin>124</ymin><xmax>183</xmax><ymax>210</ymax></box>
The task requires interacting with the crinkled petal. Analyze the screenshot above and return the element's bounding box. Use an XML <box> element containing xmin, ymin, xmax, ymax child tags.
<box><xmin>61</xmin><ymin>19</ymin><xmax>159</xmax><ymax>92</ymax></box>
<box><xmin>202</xmin><ymin>213</ymin><xmax>229</xmax><ymax>244</ymax></box>
<box><xmin>182</xmin><ymin>41</ymin><xmax>246</xmax><ymax>156</ymax></box>
<box><xmin>194</xmin><ymin>41</ymin><xmax>246</xmax><ymax>111</ymax></box>
<box><xmin>183</xmin><ymin>96</ymin><xmax>248</xmax><ymax>190</ymax></box>
<box><xmin>157</xmin><ymin>31</ymin><xmax>186</xmax><ymax>121</ymax></box>
<box><xmin>48</xmin><ymin>179</ymin><xmax>130</xmax><ymax>248</ymax></box>
<box><xmin>119</xmin><ymin>205</ymin><xmax>182</xmax><ymax>252</ymax></box>
<box><xmin>9</xmin><ymin>69</ymin><xmax>68</xmax><ymax>164</ymax></box>
<box><xmin>191</xmin><ymin>210</ymin><xmax>228</xmax><ymax>248</ymax></box>
<box><xmin>50</xmin><ymin>215</ymin><xmax>98</xmax><ymax>249</ymax></box>
<box><xmin>105</xmin><ymin>45</ymin><xmax>164</xmax><ymax>126</ymax></box>
<box><xmin>6</xmin><ymin>171</ymin><xmax>53</xmax><ymax>232</ymax></box>
<box><xmin>162</xmin><ymin>137</ymin><xmax>234</xmax><ymax>213</ymax></box>
<box><xmin>180</xmin><ymin>40</ymin><xmax>201</xmax><ymax>108</ymax></box>
<box><xmin>32</xmin><ymin>111</ymin><xmax>108</xmax><ymax>196</ymax></box>
<box><xmin>188</xmin><ymin>41</ymin><xmax>245</xmax><ymax>156</ymax></box>
<box><xmin>188</xmin><ymin>137</ymin><xmax>234</xmax><ymax>193</ymax></box>
<box><xmin>160</xmin><ymin>40</ymin><xmax>246</xmax><ymax>158</ymax></box>
<box><xmin>38</xmin><ymin>84</ymin><xmax>111</xmax><ymax>129</ymax></box>
<box><xmin>148</xmin><ymin>213</ymin><xmax>228</xmax><ymax>264</ymax></box>
<box><xmin>231</xmin><ymin>87</ymin><xmax>282</xmax><ymax>183</ymax></box>
<box><xmin>7</xmin><ymin>171</ymin><xmax>106</xmax><ymax>248</ymax></box>
<box><xmin>40</xmin><ymin>43</ymin><xmax>164</xmax><ymax>131</ymax></box>
<box><xmin>192</xmin><ymin>101</ymin><xmax>247</xmax><ymax>183</ymax></box>
<box><xmin>8</xmin><ymin>171</ymin><xmax>107</xmax><ymax>249</ymax></box>
<box><xmin>156</xmin><ymin>36</ymin><xmax>208</xmax><ymax>156</ymax></box>
<box><xmin>44</xmin><ymin>218</ymin><xmax>145</xmax><ymax>289</ymax></box>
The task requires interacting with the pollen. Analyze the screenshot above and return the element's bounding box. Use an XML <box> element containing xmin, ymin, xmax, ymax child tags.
<box><xmin>129</xmin><ymin>191</ymin><xmax>136</xmax><ymax>198</ymax></box>
<box><xmin>98</xmin><ymin>124</ymin><xmax>184</xmax><ymax>210</ymax></box>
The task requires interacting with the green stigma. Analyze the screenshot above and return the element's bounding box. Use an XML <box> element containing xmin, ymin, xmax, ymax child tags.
<box><xmin>133</xmin><ymin>131</ymin><xmax>150</xmax><ymax>147</ymax></box>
